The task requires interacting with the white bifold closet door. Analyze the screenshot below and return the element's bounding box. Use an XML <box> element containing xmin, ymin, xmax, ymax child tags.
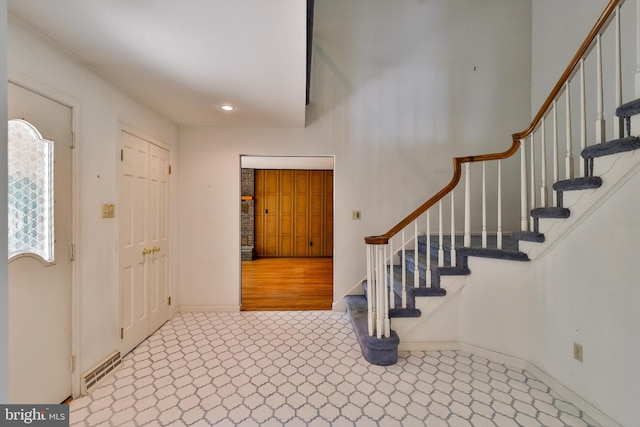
<box><xmin>119</xmin><ymin>130</ymin><xmax>170</xmax><ymax>355</ymax></box>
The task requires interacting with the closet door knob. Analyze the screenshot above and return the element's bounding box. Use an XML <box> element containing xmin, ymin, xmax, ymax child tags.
<box><xmin>143</xmin><ymin>248</ymin><xmax>152</xmax><ymax>255</ymax></box>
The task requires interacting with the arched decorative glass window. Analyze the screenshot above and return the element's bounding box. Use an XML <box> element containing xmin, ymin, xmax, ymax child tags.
<box><xmin>7</xmin><ymin>119</ymin><xmax>55</xmax><ymax>263</ymax></box>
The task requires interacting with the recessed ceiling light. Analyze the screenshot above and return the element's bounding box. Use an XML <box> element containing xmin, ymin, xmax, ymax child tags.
<box><xmin>220</xmin><ymin>105</ymin><xmax>235</xmax><ymax>111</ymax></box>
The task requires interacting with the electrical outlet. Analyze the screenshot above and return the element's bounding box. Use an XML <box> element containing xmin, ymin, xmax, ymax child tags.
<box><xmin>102</xmin><ymin>203</ymin><xmax>115</xmax><ymax>218</ymax></box>
<box><xmin>573</xmin><ymin>342</ymin><xmax>583</xmax><ymax>362</ymax></box>
<box><xmin>352</xmin><ymin>211</ymin><xmax>361</xmax><ymax>220</ymax></box>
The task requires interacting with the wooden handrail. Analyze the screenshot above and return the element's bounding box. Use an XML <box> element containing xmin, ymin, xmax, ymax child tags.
<box><xmin>365</xmin><ymin>0</ymin><xmax>623</xmax><ymax>246</ymax></box>
<box><xmin>512</xmin><ymin>0</ymin><xmax>621</xmax><ymax>141</ymax></box>
<box><xmin>364</xmin><ymin>140</ymin><xmax>520</xmax><ymax>245</ymax></box>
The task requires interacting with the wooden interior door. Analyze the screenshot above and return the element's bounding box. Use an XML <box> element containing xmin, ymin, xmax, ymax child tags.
<box><xmin>294</xmin><ymin>171</ymin><xmax>310</xmax><ymax>256</ymax></box>
<box><xmin>278</xmin><ymin>170</ymin><xmax>294</xmax><ymax>256</ymax></box>
<box><xmin>254</xmin><ymin>169</ymin><xmax>333</xmax><ymax>258</ymax></box>
<box><xmin>324</xmin><ymin>171</ymin><xmax>334</xmax><ymax>256</ymax></box>
<box><xmin>309</xmin><ymin>171</ymin><xmax>324</xmax><ymax>256</ymax></box>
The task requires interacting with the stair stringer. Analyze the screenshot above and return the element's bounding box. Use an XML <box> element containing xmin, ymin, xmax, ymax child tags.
<box><xmin>520</xmin><ymin>147</ymin><xmax>640</xmax><ymax>260</ymax></box>
<box><xmin>391</xmin><ymin>275</ymin><xmax>466</xmax><ymax>349</ymax></box>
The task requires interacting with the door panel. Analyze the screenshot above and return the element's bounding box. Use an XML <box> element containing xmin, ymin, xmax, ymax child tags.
<box><xmin>294</xmin><ymin>171</ymin><xmax>309</xmax><ymax>256</ymax></box>
<box><xmin>278</xmin><ymin>170</ymin><xmax>294</xmax><ymax>256</ymax></box>
<box><xmin>8</xmin><ymin>83</ymin><xmax>73</xmax><ymax>403</ymax></box>
<box><xmin>263</xmin><ymin>170</ymin><xmax>279</xmax><ymax>256</ymax></box>
<box><xmin>254</xmin><ymin>169</ymin><xmax>333</xmax><ymax>258</ymax></box>
<box><xmin>119</xmin><ymin>132</ymin><xmax>170</xmax><ymax>355</ymax></box>
<box><xmin>309</xmin><ymin>171</ymin><xmax>324</xmax><ymax>256</ymax></box>
<box><xmin>148</xmin><ymin>143</ymin><xmax>170</xmax><ymax>333</ymax></box>
<box><xmin>119</xmin><ymin>132</ymin><xmax>149</xmax><ymax>355</ymax></box>
<box><xmin>324</xmin><ymin>171</ymin><xmax>334</xmax><ymax>256</ymax></box>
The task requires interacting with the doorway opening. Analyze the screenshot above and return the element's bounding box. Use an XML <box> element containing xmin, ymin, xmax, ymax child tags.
<box><xmin>240</xmin><ymin>156</ymin><xmax>334</xmax><ymax>311</ymax></box>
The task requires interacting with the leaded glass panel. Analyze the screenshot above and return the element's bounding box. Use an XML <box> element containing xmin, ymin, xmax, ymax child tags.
<box><xmin>7</xmin><ymin>119</ymin><xmax>54</xmax><ymax>263</ymax></box>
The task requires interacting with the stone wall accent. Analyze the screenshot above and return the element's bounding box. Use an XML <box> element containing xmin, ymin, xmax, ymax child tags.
<box><xmin>241</xmin><ymin>168</ymin><xmax>255</xmax><ymax>260</ymax></box>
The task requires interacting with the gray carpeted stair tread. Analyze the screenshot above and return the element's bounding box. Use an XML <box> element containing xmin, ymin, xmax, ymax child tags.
<box><xmin>511</xmin><ymin>231</ymin><xmax>545</xmax><ymax>243</ymax></box>
<box><xmin>616</xmin><ymin>98</ymin><xmax>640</xmax><ymax>118</ymax></box>
<box><xmin>553</xmin><ymin>176</ymin><xmax>602</xmax><ymax>192</ymax></box>
<box><xmin>530</xmin><ymin>207</ymin><xmax>570</xmax><ymax>219</ymax></box>
<box><xmin>581</xmin><ymin>136</ymin><xmax>640</xmax><ymax>159</ymax></box>
<box><xmin>457</xmin><ymin>247</ymin><xmax>529</xmax><ymax>262</ymax></box>
<box><xmin>344</xmin><ymin>295</ymin><xmax>399</xmax><ymax>366</ymax></box>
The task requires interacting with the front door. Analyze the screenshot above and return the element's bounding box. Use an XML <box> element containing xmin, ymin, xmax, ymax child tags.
<box><xmin>8</xmin><ymin>83</ymin><xmax>73</xmax><ymax>403</ymax></box>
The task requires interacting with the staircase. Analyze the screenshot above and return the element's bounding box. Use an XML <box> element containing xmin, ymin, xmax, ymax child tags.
<box><xmin>345</xmin><ymin>0</ymin><xmax>640</xmax><ymax>367</ymax></box>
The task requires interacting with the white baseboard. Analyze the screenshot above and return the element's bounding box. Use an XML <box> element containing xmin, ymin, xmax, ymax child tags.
<box><xmin>526</xmin><ymin>363</ymin><xmax>623</xmax><ymax>427</ymax></box>
<box><xmin>179</xmin><ymin>305</ymin><xmax>240</xmax><ymax>313</ymax></box>
<box><xmin>398</xmin><ymin>341</ymin><xmax>460</xmax><ymax>352</ymax></box>
<box><xmin>436</xmin><ymin>342</ymin><xmax>622</xmax><ymax>427</ymax></box>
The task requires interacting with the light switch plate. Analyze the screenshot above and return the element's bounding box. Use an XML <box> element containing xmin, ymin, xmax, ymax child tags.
<box><xmin>102</xmin><ymin>204</ymin><xmax>115</xmax><ymax>218</ymax></box>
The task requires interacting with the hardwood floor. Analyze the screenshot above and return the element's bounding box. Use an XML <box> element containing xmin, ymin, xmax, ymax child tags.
<box><xmin>241</xmin><ymin>257</ymin><xmax>333</xmax><ymax>311</ymax></box>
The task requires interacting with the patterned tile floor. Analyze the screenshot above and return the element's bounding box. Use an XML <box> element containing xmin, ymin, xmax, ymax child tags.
<box><xmin>70</xmin><ymin>311</ymin><xmax>598</xmax><ymax>426</ymax></box>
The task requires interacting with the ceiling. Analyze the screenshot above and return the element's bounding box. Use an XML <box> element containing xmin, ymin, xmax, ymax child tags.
<box><xmin>7</xmin><ymin>0</ymin><xmax>308</xmax><ymax>128</ymax></box>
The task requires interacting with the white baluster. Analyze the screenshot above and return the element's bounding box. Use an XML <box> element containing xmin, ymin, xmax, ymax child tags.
<box><xmin>497</xmin><ymin>159</ymin><xmax>503</xmax><ymax>249</ymax></box>
<box><xmin>596</xmin><ymin>34</ymin><xmax>606</xmax><ymax>144</ymax></box>
<box><xmin>426</xmin><ymin>210</ymin><xmax>432</xmax><ymax>287</ymax></box>
<box><xmin>450</xmin><ymin>190</ymin><xmax>456</xmax><ymax>267</ymax></box>
<box><xmin>414</xmin><ymin>221</ymin><xmax>419</xmax><ymax>289</ymax></box>
<box><xmin>482</xmin><ymin>162</ymin><xmax>487</xmax><ymax>248</ymax></box>
<box><xmin>464</xmin><ymin>163</ymin><xmax>471</xmax><ymax>247</ymax></box>
<box><xmin>540</xmin><ymin>119</ymin><xmax>548</xmax><ymax>208</ymax></box>
<box><xmin>580</xmin><ymin>59</ymin><xmax>587</xmax><ymax>177</ymax></box>
<box><xmin>565</xmin><ymin>81</ymin><xmax>574</xmax><ymax>180</ymax></box>
<box><xmin>520</xmin><ymin>138</ymin><xmax>528</xmax><ymax>232</ymax></box>
<box><xmin>636</xmin><ymin>0</ymin><xmax>640</xmax><ymax>97</ymax></box>
<box><xmin>383</xmin><ymin>245</ymin><xmax>390</xmax><ymax>338</ymax></box>
<box><xmin>438</xmin><ymin>201</ymin><xmax>444</xmax><ymax>267</ymax></box>
<box><xmin>376</xmin><ymin>246</ymin><xmax>384</xmax><ymax>339</ymax></box>
<box><xmin>530</xmin><ymin>132</ymin><xmax>536</xmax><ymax>229</ymax></box>
<box><xmin>401</xmin><ymin>230</ymin><xmax>407</xmax><ymax>309</ymax></box>
<box><xmin>552</xmin><ymin>100</ymin><xmax>559</xmax><ymax>207</ymax></box>
<box><xmin>615</xmin><ymin>5</ymin><xmax>623</xmax><ymax>138</ymax></box>
<box><xmin>389</xmin><ymin>237</ymin><xmax>394</xmax><ymax>311</ymax></box>
<box><xmin>366</xmin><ymin>245</ymin><xmax>374</xmax><ymax>336</ymax></box>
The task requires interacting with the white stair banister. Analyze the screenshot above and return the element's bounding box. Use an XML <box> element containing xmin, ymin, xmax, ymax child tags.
<box><xmin>450</xmin><ymin>190</ymin><xmax>456</xmax><ymax>267</ymax></box>
<box><xmin>497</xmin><ymin>159</ymin><xmax>503</xmax><ymax>249</ymax></box>
<box><xmin>552</xmin><ymin>100</ymin><xmax>559</xmax><ymax>207</ymax></box>
<box><xmin>401</xmin><ymin>230</ymin><xmax>407</xmax><ymax>309</ymax></box>
<box><xmin>565</xmin><ymin>81</ymin><xmax>574</xmax><ymax>180</ymax></box>
<box><xmin>540</xmin><ymin>120</ymin><xmax>548</xmax><ymax>208</ymax></box>
<box><xmin>482</xmin><ymin>162</ymin><xmax>487</xmax><ymax>248</ymax></box>
<box><xmin>426</xmin><ymin>210</ymin><xmax>432</xmax><ymax>287</ymax></box>
<box><xmin>596</xmin><ymin>34</ymin><xmax>606</xmax><ymax>144</ymax></box>
<box><xmin>615</xmin><ymin>5</ymin><xmax>623</xmax><ymax>138</ymax></box>
<box><xmin>413</xmin><ymin>221</ymin><xmax>419</xmax><ymax>290</ymax></box>
<box><xmin>580</xmin><ymin>59</ymin><xmax>587</xmax><ymax>177</ymax></box>
<box><xmin>438</xmin><ymin>201</ymin><xmax>444</xmax><ymax>267</ymax></box>
<box><xmin>520</xmin><ymin>138</ymin><xmax>528</xmax><ymax>232</ymax></box>
<box><xmin>464</xmin><ymin>163</ymin><xmax>471</xmax><ymax>247</ymax></box>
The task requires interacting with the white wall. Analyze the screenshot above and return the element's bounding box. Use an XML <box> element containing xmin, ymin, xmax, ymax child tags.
<box><xmin>530</xmin><ymin>166</ymin><xmax>640</xmax><ymax>427</ymax></box>
<box><xmin>178</xmin><ymin>0</ymin><xmax>532</xmax><ymax>311</ymax></box>
<box><xmin>7</xmin><ymin>16</ymin><xmax>180</xmax><ymax>387</ymax></box>
<box><xmin>0</xmin><ymin>0</ymin><xmax>9</xmax><ymax>404</ymax></box>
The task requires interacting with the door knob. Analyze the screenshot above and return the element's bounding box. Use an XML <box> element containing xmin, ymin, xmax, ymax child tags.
<box><xmin>142</xmin><ymin>248</ymin><xmax>152</xmax><ymax>255</ymax></box>
<box><xmin>152</xmin><ymin>246</ymin><xmax>161</xmax><ymax>253</ymax></box>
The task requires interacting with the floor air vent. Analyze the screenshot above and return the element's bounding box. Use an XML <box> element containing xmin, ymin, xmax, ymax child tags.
<box><xmin>81</xmin><ymin>351</ymin><xmax>122</xmax><ymax>395</ymax></box>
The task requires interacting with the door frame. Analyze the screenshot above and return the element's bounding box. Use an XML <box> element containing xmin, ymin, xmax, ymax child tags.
<box><xmin>8</xmin><ymin>73</ymin><xmax>81</xmax><ymax>397</ymax></box>
<box><xmin>239</xmin><ymin>155</ymin><xmax>335</xmax><ymax>309</ymax></box>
